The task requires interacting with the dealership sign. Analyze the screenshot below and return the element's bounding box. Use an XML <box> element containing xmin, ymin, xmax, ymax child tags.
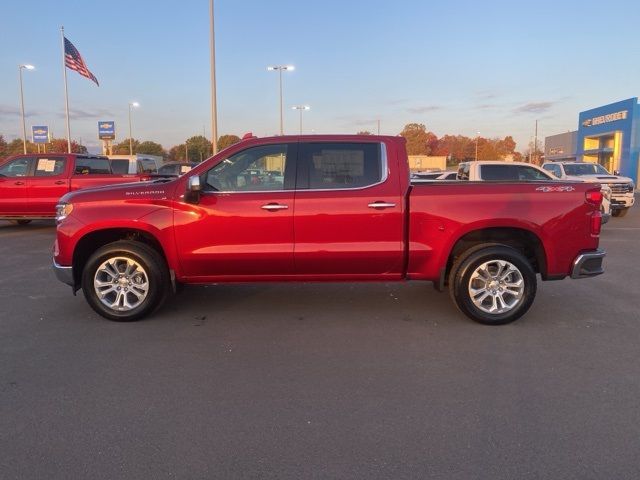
<box><xmin>582</xmin><ymin>110</ymin><xmax>628</xmax><ymax>127</ymax></box>
<box><xmin>32</xmin><ymin>126</ymin><xmax>49</xmax><ymax>144</ymax></box>
<box><xmin>98</xmin><ymin>121</ymin><xmax>116</xmax><ymax>140</ymax></box>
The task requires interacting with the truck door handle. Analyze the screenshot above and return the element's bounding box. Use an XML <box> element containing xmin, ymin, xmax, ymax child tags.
<box><xmin>261</xmin><ymin>203</ymin><xmax>289</xmax><ymax>211</ymax></box>
<box><xmin>368</xmin><ymin>201</ymin><xmax>396</xmax><ymax>209</ymax></box>
<box><xmin>54</xmin><ymin>180</ymin><xmax>65</xmax><ymax>185</ymax></box>
<box><xmin>14</xmin><ymin>181</ymin><xmax>25</xmax><ymax>185</ymax></box>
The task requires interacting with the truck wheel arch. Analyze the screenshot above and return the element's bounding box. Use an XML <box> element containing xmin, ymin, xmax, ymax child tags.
<box><xmin>72</xmin><ymin>228</ymin><xmax>170</xmax><ymax>288</ymax></box>
<box><xmin>444</xmin><ymin>227</ymin><xmax>548</xmax><ymax>282</ymax></box>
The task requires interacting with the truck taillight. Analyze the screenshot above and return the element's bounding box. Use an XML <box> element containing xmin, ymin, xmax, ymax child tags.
<box><xmin>590</xmin><ymin>211</ymin><xmax>602</xmax><ymax>236</ymax></box>
<box><xmin>585</xmin><ymin>190</ymin><xmax>603</xmax><ymax>205</ymax></box>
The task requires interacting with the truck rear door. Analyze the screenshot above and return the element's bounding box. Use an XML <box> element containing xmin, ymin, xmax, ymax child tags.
<box><xmin>293</xmin><ymin>141</ymin><xmax>404</xmax><ymax>277</ymax></box>
<box><xmin>70</xmin><ymin>157</ymin><xmax>130</xmax><ymax>190</ymax></box>
<box><xmin>26</xmin><ymin>156</ymin><xmax>69</xmax><ymax>215</ymax></box>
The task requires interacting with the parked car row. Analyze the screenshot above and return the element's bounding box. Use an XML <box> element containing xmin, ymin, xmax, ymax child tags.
<box><xmin>0</xmin><ymin>154</ymin><xmax>197</xmax><ymax>223</ymax></box>
<box><xmin>411</xmin><ymin>159</ymin><xmax>635</xmax><ymax>222</ymax></box>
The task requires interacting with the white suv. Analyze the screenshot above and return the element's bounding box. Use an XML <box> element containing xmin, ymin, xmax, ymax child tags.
<box><xmin>542</xmin><ymin>162</ymin><xmax>634</xmax><ymax>218</ymax></box>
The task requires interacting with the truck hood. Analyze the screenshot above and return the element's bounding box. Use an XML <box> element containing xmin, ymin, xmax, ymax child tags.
<box><xmin>59</xmin><ymin>179</ymin><xmax>176</xmax><ymax>204</ymax></box>
<box><xmin>567</xmin><ymin>174</ymin><xmax>633</xmax><ymax>184</ymax></box>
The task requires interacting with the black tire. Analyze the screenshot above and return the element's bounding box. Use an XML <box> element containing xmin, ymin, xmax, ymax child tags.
<box><xmin>448</xmin><ymin>244</ymin><xmax>537</xmax><ymax>325</ymax></box>
<box><xmin>10</xmin><ymin>219</ymin><xmax>32</xmax><ymax>225</ymax></box>
<box><xmin>612</xmin><ymin>208</ymin><xmax>629</xmax><ymax>218</ymax></box>
<box><xmin>81</xmin><ymin>241</ymin><xmax>169</xmax><ymax>321</ymax></box>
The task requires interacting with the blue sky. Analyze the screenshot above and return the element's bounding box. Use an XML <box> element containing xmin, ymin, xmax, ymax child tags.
<box><xmin>1</xmin><ymin>0</ymin><xmax>639</xmax><ymax>152</ymax></box>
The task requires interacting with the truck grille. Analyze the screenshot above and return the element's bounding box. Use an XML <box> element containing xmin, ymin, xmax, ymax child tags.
<box><xmin>609</xmin><ymin>183</ymin><xmax>633</xmax><ymax>194</ymax></box>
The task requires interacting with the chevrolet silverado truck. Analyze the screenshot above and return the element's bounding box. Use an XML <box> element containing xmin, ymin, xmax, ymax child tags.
<box><xmin>541</xmin><ymin>161</ymin><xmax>635</xmax><ymax>217</ymax></box>
<box><xmin>0</xmin><ymin>153</ymin><xmax>143</xmax><ymax>224</ymax></box>
<box><xmin>52</xmin><ymin>135</ymin><xmax>606</xmax><ymax>325</ymax></box>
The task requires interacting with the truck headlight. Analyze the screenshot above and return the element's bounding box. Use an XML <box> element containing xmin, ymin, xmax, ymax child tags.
<box><xmin>55</xmin><ymin>203</ymin><xmax>73</xmax><ymax>223</ymax></box>
<box><xmin>601</xmin><ymin>185</ymin><xmax>611</xmax><ymax>199</ymax></box>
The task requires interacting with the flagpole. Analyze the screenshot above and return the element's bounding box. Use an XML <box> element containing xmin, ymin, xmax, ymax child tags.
<box><xmin>61</xmin><ymin>26</ymin><xmax>71</xmax><ymax>153</ymax></box>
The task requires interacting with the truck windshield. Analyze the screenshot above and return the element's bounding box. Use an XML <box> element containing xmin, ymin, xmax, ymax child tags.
<box><xmin>563</xmin><ymin>164</ymin><xmax>610</xmax><ymax>176</ymax></box>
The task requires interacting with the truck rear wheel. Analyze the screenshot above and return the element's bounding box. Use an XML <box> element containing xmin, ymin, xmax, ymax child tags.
<box><xmin>10</xmin><ymin>220</ymin><xmax>32</xmax><ymax>225</ymax></box>
<box><xmin>81</xmin><ymin>241</ymin><xmax>169</xmax><ymax>321</ymax></box>
<box><xmin>612</xmin><ymin>208</ymin><xmax>629</xmax><ymax>218</ymax></box>
<box><xmin>449</xmin><ymin>244</ymin><xmax>537</xmax><ymax>325</ymax></box>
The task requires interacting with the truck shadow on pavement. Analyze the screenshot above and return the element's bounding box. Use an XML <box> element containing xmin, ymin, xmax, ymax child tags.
<box><xmin>159</xmin><ymin>281</ymin><xmax>478</xmax><ymax>327</ymax></box>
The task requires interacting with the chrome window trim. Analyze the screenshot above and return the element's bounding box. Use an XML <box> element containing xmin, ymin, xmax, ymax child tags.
<box><xmin>201</xmin><ymin>142</ymin><xmax>388</xmax><ymax>195</ymax></box>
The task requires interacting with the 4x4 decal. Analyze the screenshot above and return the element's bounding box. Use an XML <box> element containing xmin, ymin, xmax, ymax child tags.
<box><xmin>535</xmin><ymin>185</ymin><xmax>576</xmax><ymax>193</ymax></box>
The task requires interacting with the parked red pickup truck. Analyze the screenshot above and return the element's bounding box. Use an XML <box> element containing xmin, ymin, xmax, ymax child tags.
<box><xmin>0</xmin><ymin>153</ymin><xmax>142</xmax><ymax>224</ymax></box>
<box><xmin>53</xmin><ymin>135</ymin><xmax>605</xmax><ymax>325</ymax></box>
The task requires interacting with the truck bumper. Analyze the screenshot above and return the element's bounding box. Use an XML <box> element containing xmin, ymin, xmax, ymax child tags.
<box><xmin>611</xmin><ymin>195</ymin><xmax>635</xmax><ymax>209</ymax></box>
<box><xmin>570</xmin><ymin>249</ymin><xmax>605</xmax><ymax>279</ymax></box>
<box><xmin>53</xmin><ymin>260</ymin><xmax>74</xmax><ymax>287</ymax></box>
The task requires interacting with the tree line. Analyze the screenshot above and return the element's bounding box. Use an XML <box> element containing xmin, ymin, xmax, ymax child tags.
<box><xmin>360</xmin><ymin>123</ymin><xmax>523</xmax><ymax>164</ymax></box>
<box><xmin>1</xmin><ymin>125</ymin><xmax>526</xmax><ymax>164</ymax></box>
<box><xmin>0</xmin><ymin>133</ymin><xmax>242</xmax><ymax>163</ymax></box>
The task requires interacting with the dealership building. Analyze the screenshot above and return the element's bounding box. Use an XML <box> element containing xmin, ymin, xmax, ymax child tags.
<box><xmin>545</xmin><ymin>97</ymin><xmax>640</xmax><ymax>183</ymax></box>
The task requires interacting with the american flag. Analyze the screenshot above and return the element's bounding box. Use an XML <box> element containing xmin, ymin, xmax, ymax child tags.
<box><xmin>64</xmin><ymin>37</ymin><xmax>99</xmax><ymax>86</ymax></box>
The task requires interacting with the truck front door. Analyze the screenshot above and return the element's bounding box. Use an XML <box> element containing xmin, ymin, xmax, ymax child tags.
<box><xmin>293</xmin><ymin>142</ymin><xmax>404</xmax><ymax>277</ymax></box>
<box><xmin>174</xmin><ymin>143</ymin><xmax>297</xmax><ymax>278</ymax></box>
<box><xmin>0</xmin><ymin>157</ymin><xmax>33</xmax><ymax>216</ymax></box>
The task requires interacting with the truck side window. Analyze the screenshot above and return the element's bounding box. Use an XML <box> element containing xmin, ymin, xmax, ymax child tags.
<box><xmin>480</xmin><ymin>165</ymin><xmax>518</xmax><ymax>181</ymax></box>
<box><xmin>205</xmin><ymin>144</ymin><xmax>288</xmax><ymax>192</ymax></box>
<box><xmin>74</xmin><ymin>158</ymin><xmax>111</xmax><ymax>175</ymax></box>
<box><xmin>457</xmin><ymin>164</ymin><xmax>470</xmax><ymax>180</ymax></box>
<box><xmin>298</xmin><ymin>143</ymin><xmax>382</xmax><ymax>190</ymax></box>
<box><xmin>544</xmin><ymin>164</ymin><xmax>562</xmax><ymax>178</ymax></box>
<box><xmin>518</xmin><ymin>166</ymin><xmax>551</xmax><ymax>181</ymax></box>
<box><xmin>34</xmin><ymin>157</ymin><xmax>66</xmax><ymax>177</ymax></box>
<box><xmin>0</xmin><ymin>157</ymin><xmax>33</xmax><ymax>177</ymax></box>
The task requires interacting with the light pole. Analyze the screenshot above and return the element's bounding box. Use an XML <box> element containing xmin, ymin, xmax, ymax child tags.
<box><xmin>128</xmin><ymin>102</ymin><xmax>139</xmax><ymax>155</ymax></box>
<box><xmin>475</xmin><ymin>131</ymin><xmax>480</xmax><ymax>161</ymax></box>
<box><xmin>267</xmin><ymin>65</ymin><xmax>294</xmax><ymax>135</ymax></box>
<box><xmin>292</xmin><ymin>105</ymin><xmax>310</xmax><ymax>134</ymax></box>
<box><xmin>18</xmin><ymin>64</ymin><xmax>34</xmax><ymax>154</ymax></box>
<box><xmin>209</xmin><ymin>0</ymin><xmax>218</xmax><ymax>154</ymax></box>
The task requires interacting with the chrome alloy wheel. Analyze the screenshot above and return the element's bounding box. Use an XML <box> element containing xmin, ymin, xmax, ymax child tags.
<box><xmin>93</xmin><ymin>257</ymin><xmax>149</xmax><ymax>312</ymax></box>
<box><xmin>468</xmin><ymin>260</ymin><xmax>525</xmax><ymax>315</ymax></box>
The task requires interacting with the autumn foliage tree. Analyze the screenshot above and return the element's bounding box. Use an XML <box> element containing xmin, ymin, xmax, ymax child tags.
<box><xmin>399</xmin><ymin>123</ymin><xmax>438</xmax><ymax>155</ymax></box>
<box><xmin>217</xmin><ymin>134</ymin><xmax>241</xmax><ymax>150</ymax></box>
<box><xmin>48</xmin><ymin>138</ymin><xmax>88</xmax><ymax>154</ymax></box>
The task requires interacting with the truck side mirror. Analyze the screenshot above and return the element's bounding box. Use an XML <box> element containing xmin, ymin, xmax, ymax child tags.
<box><xmin>185</xmin><ymin>175</ymin><xmax>202</xmax><ymax>204</ymax></box>
<box><xmin>613</xmin><ymin>170</ymin><xmax>620</xmax><ymax>176</ymax></box>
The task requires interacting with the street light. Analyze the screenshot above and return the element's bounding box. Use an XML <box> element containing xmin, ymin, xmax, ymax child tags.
<box><xmin>209</xmin><ymin>0</ymin><xmax>218</xmax><ymax>155</ymax></box>
<box><xmin>18</xmin><ymin>64</ymin><xmax>35</xmax><ymax>154</ymax></box>
<box><xmin>475</xmin><ymin>131</ymin><xmax>480</xmax><ymax>161</ymax></box>
<box><xmin>267</xmin><ymin>65</ymin><xmax>295</xmax><ymax>135</ymax></box>
<box><xmin>292</xmin><ymin>105</ymin><xmax>310</xmax><ymax>135</ymax></box>
<box><xmin>128</xmin><ymin>102</ymin><xmax>139</xmax><ymax>155</ymax></box>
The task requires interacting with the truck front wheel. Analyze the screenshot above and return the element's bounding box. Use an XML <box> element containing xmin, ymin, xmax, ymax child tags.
<box><xmin>612</xmin><ymin>208</ymin><xmax>629</xmax><ymax>218</ymax></box>
<box><xmin>449</xmin><ymin>245</ymin><xmax>537</xmax><ymax>325</ymax></box>
<box><xmin>81</xmin><ymin>241</ymin><xmax>169</xmax><ymax>321</ymax></box>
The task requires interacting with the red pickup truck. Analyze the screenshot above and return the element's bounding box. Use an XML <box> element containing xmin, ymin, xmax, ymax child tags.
<box><xmin>0</xmin><ymin>153</ymin><xmax>142</xmax><ymax>224</ymax></box>
<box><xmin>53</xmin><ymin>135</ymin><xmax>605</xmax><ymax>325</ymax></box>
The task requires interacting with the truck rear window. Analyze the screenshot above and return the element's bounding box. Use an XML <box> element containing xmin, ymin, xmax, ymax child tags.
<box><xmin>74</xmin><ymin>158</ymin><xmax>112</xmax><ymax>175</ymax></box>
<box><xmin>138</xmin><ymin>159</ymin><xmax>158</xmax><ymax>174</ymax></box>
<box><xmin>480</xmin><ymin>165</ymin><xmax>551</xmax><ymax>181</ymax></box>
<box><xmin>298</xmin><ymin>143</ymin><xmax>382</xmax><ymax>190</ymax></box>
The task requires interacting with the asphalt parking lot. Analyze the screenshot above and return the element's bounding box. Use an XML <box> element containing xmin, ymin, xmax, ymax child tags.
<box><xmin>1</xmin><ymin>206</ymin><xmax>640</xmax><ymax>480</ymax></box>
